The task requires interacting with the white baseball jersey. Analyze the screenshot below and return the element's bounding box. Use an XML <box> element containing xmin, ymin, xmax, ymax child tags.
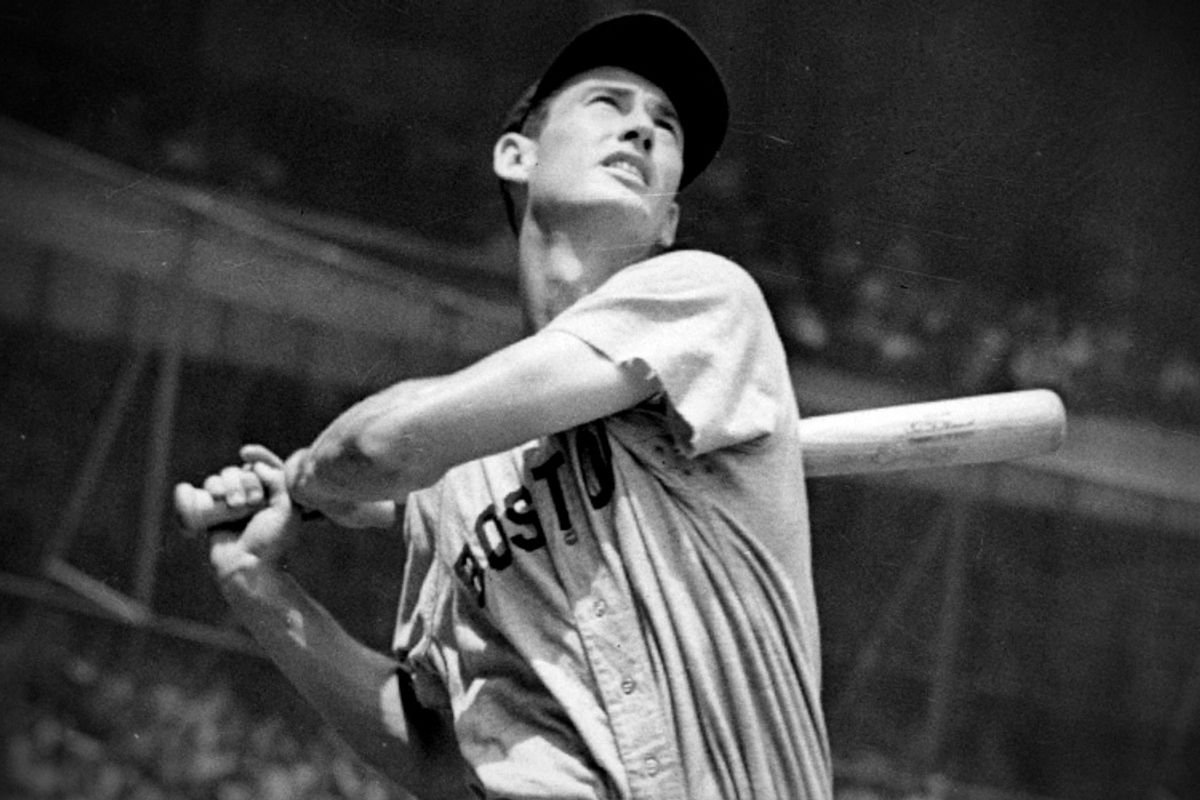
<box><xmin>392</xmin><ymin>250</ymin><xmax>832</xmax><ymax>799</ymax></box>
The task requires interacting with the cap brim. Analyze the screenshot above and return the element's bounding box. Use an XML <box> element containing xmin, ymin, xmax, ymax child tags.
<box><xmin>508</xmin><ymin>12</ymin><xmax>728</xmax><ymax>189</ymax></box>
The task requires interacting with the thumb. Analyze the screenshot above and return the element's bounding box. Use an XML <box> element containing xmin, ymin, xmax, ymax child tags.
<box><xmin>250</xmin><ymin>460</ymin><xmax>289</xmax><ymax>505</ymax></box>
<box><xmin>240</xmin><ymin>443</ymin><xmax>285</xmax><ymax>469</ymax></box>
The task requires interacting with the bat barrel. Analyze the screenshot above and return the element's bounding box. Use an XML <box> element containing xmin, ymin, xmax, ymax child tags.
<box><xmin>799</xmin><ymin>389</ymin><xmax>1067</xmax><ymax>477</ymax></box>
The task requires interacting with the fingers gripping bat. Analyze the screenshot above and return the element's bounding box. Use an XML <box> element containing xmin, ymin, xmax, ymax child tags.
<box><xmin>175</xmin><ymin>389</ymin><xmax>1066</xmax><ymax>532</ymax></box>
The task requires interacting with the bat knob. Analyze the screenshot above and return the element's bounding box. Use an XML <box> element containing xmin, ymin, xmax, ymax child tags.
<box><xmin>174</xmin><ymin>482</ymin><xmax>251</xmax><ymax>534</ymax></box>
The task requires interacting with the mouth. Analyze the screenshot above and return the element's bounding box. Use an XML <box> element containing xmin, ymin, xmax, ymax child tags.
<box><xmin>600</xmin><ymin>152</ymin><xmax>650</xmax><ymax>187</ymax></box>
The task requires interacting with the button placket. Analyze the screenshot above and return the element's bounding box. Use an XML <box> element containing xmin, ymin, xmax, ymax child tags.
<box><xmin>580</xmin><ymin>598</ymin><xmax>685</xmax><ymax>798</ymax></box>
<box><xmin>537</xmin><ymin>444</ymin><xmax>686</xmax><ymax>799</ymax></box>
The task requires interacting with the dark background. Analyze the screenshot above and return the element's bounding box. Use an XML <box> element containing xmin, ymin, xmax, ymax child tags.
<box><xmin>4</xmin><ymin>0</ymin><xmax>1198</xmax><ymax>424</ymax></box>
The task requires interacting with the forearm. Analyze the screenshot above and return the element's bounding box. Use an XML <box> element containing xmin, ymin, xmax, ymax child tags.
<box><xmin>219</xmin><ymin>563</ymin><xmax>467</xmax><ymax>799</ymax></box>
<box><xmin>288</xmin><ymin>333</ymin><xmax>654</xmax><ymax>510</ymax></box>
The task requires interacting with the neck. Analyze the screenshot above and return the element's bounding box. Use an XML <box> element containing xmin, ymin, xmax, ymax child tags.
<box><xmin>517</xmin><ymin>216</ymin><xmax>659</xmax><ymax>331</ymax></box>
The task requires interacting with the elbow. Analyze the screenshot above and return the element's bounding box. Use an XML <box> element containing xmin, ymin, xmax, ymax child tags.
<box><xmin>351</xmin><ymin>421</ymin><xmax>446</xmax><ymax>496</ymax></box>
<box><xmin>300</xmin><ymin>431</ymin><xmax>416</xmax><ymax>503</ymax></box>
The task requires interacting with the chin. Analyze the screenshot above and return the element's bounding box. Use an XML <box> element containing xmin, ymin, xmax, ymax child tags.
<box><xmin>533</xmin><ymin>184</ymin><xmax>665</xmax><ymax>241</ymax></box>
<box><xmin>582</xmin><ymin>191</ymin><xmax>661</xmax><ymax>229</ymax></box>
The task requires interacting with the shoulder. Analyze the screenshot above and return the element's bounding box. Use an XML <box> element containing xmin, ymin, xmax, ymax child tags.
<box><xmin>614</xmin><ymin>249</ymin><xmax>764</xmax><ymax>299</ymax></box>
<box><xmin>633</xmin><ymin>248</ymin><xmax>749</xmax><ymax>279</ymax></box>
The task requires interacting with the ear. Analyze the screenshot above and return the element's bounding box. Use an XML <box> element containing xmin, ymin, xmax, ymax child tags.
<box><xmin>656</xmin><ymin>201</ymin><xmax>681</xmax><ymax>248</ymax></box>
<box><xmin>493</xmin><ymin>132</ymin><xmax>537</xmax><ymax>182</ymax></box>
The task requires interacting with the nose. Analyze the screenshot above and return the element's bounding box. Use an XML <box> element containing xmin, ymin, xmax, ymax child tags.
<box><xmin>620</xmin><ymin>113</ymin><xmax>655</xmax><ymax>153</ymax></box>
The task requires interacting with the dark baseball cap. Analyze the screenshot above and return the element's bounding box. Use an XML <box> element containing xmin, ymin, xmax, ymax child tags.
<box><xmin>501</xmin><ymin>11</ymin><xmax>729</xmax><ymax>190</ymax></box>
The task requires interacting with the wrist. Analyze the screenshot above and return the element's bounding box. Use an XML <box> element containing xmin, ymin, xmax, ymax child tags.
<box><xmin>214</xmin><ymin>550</ymin><xmax>285</xmax><ymax>596</ymax></box>
<box><xmin>212</xmin><ymin>546</ymin><xmax>266</xmax><ymax>585</ymax></box>
<box><xmin>210</xmin><ymin>534</ymin><xmax>289</xmax><ymax>585</ymax></box>
<box><xmin>284</xmin><ymin>447</ymin><xmax>317</xmax><ymax>506</ymax></box>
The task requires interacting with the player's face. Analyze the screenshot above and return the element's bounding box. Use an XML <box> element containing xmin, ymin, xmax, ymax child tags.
<box><xmin>524</xmin><ymin>67</ymin><xmax>683</xmax><ymax>245</ymax></box>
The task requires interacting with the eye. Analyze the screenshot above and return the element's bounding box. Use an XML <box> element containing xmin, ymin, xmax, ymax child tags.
<box><xmin>591</xmin><ymin>92</ymin><xmax>620</xmax><ymax>108</ymax></box>
<box><xmin>655</xmin><ymin>115</ymin><xmax>681</xmax><ymax>143</ymax></box>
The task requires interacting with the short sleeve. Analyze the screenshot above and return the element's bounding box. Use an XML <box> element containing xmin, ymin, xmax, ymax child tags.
<box><xmin>391</xmin><ymin>488</ymin><xmax>449</xmax><ymax>708</ymax></box>
<box><xmin>543</xmin><ymin>249</ymin><xmax>788</xmax><ymax>456</ymax></box>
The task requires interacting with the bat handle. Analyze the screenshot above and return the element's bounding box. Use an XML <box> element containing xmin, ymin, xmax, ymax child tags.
<box><xmin>173</xmin><ymin>482</ymin><xmax>262</xmax><ymax>533</ymax></box>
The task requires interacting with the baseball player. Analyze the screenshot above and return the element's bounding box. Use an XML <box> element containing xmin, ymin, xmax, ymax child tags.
<box><xmin>196</xmin><ymin>11</ymin><xmax>832</xmax><ymax>800</ymax></box>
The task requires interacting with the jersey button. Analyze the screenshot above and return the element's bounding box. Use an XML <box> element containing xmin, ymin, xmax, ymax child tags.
<box><xmin>620</xmin><ymin>677</ymin><xmax>636</xmax><ymax>694</ymax></box>
<box><xmin>644</xmin><ymin>756</ymin><xmax>660</xmax><ymax>776</ymax></box>
<box><xmin>593</xmin><ymin>599</ymin><xmax>608</xmax><ymax>617</ymax></box>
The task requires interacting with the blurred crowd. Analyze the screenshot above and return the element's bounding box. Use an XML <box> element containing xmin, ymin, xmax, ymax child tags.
<box><xmin>1</xmin><ymin>625</ymin><xmax>963</xmax><ymax>800</ymax></box>
<box><xmin>767</xmin><ymin>240</ymin><xmax>1200</xmax><ymax>426</ymax></box>
<box><xmin>4</xmin><ymin>637</ymin><xmax>409</xmax><ymax>800</ymax></box>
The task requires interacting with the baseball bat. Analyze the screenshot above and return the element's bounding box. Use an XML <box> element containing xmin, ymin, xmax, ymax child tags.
<box><xmin>799</xmin><ymin>388</ymin><xmax>1065</xmax><ymax>477</ymax></box>
<box><xmin>174</xmin><ymin>389</ymin><xmax>1065</xmax><ymax>531</ymax></box>
<box><xmin>174</xmin><ymin>482</ymin><xmax>255</xmax><ymax>533</ymax></box>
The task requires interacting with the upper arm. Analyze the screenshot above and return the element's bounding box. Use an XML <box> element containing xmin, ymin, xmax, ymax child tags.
<box><xmin>543</xmin><ymin>250</ymin><xmax>789</xmax><ymax>456</ymax></box>
<box><xmin>220</xmin><ymin>566</ymin><xmax>467</xmax><ymax>800</ymax></box>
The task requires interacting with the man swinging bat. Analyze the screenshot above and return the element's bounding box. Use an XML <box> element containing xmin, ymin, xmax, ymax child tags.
<box><xmin>185</xmin><ymin>11</ymin><xmax>866</xmax><ymax>799</ymax></box>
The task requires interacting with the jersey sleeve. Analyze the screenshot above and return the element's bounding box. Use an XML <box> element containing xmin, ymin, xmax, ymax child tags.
<box><xmin>543</xmin><ymin>249</ymin><xmax>789</xmax><ymax>456</ymax></box>
<box><xmin>391</xmin><ymin>488</ymin><xmax>451</xmax><ymax>710</ymax></box>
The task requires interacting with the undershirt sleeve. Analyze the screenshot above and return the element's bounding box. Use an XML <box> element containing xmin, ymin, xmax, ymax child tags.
<box><xmin>542</xmin><ymin>249</ymin><xmax>787</xmax><ymax>456</ymax></box>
